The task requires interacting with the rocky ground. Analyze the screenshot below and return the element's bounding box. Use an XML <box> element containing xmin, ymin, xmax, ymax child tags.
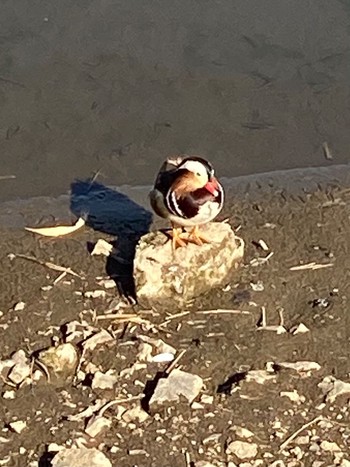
<box><xmin>0</xmin><ymin>182</ymin><xmax>350</xmax><ymax>467</ymax></box>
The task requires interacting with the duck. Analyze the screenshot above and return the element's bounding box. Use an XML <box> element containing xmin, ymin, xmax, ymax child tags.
<box><xmin>150</xmin><ymin>155</ymin><xmax>224</xmax><ymax>249</ymax></box>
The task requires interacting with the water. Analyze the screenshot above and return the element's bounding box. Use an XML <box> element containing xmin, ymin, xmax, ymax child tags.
<box><xmin>1</xmin><ymin>0</ymin><xmax>350</xmax><ymax>203</ymax></box>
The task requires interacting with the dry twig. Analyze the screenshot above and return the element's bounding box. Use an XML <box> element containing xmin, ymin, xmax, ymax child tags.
<box><xmin>290</xmin><ymin>262</ymin><xmax>333</xmax><ymax>271</ymax></box>
<box><xmin>279</xmin><ymin>415</ymin><xmax>323</xmax><ymax>451</ymax></box>
<box><xmin>14</xmin><ymin>253</ymin><xmax>83</xmax><ymax>279</ymax></box>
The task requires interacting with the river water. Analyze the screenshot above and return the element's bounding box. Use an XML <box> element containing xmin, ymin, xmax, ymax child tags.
<box><xmin>1</xmin><ymin>0</ymin><xmax>350</xmax><ymax>203</ymax></box>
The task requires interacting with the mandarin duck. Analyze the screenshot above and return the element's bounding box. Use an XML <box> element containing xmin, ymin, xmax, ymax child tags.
<box><xmin>150</xmin><ymin>155</ymin><xmax>224</xmax><ymax>248</ymax></box>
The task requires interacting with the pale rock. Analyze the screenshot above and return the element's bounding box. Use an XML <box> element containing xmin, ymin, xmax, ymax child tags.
<box><xmin>48</xmin><ymin>443</ymin><xmax>65</xmax><ymax>452</ymax></box>
<box><xmin>52</xmin><ymin>446</ymin><xmax>112</xmax><ymax>467</ymax></box>
<box><xmin>122</xmin><ymin>404</ymin><xmax>149</xmax><ymax>423</ymax></box>
<box><xmin>245</xmin><ymin>370</ymin><xmax>276</xmax><ymax>384</ymax></box>
<box><xmin>318</xmin><ymin>376</ymin><xmax>350</xmax><ymax>403</ymax></box>
<box><xmin>11</xmin><ymin>350</ymin><xmax>27</xmax><ymax>365</ymax></box>
<box><xmin>8</xmin><ymin>361</ymin><xmax>31</xmax><ymax>385</ymax></box>
<box><xmin>82</xmin><ymin>330</ymin><xmax>114</xmax><ymax>351</ymax></box>
<box><xmin>309</xmin><ymin>443</ymin><xmax>320</xmax><ymax>452</ymax></box>
<box><xmin>38</xmin><ymin>343</ymin><xmax>78</xmax><ymax>377</ymax></box>
<box><xmin>269</xmin><ymin>462</ymin><xmax>286</xmax><ymax>467</ymax></box>
<box><xmin>97</xmin><ymin>279</ymin><xmax>116</xmax><ymax>289</ymax></box>
<box><xmin>19</xmin><ymin>447</ymin><xmax>26</xmax><ymax>454</ymax></box>
<box><xmin>84</xmin><ymin>290</ymin><xmax>107</xmax><ymax>299</ymax></box>
<box><xmin>340</xmin><ymin>459</ymin><xmax>350</xmax><ymax>467</ymax></box>
<box><xmin>294</xmin><ymin>435</ymin><xmax>310</xmax><ymax>445</ymax></box>
<box><xmin>138</xmin><ymin>335</ymin><xmax>176</xmax><ymax>355</ymax></box>
<box><xmin>234</xmin><ymin>427</ymin><xmax>254</xmax><ymax>439</ymax></box>
<box><xmin>91</xmin><ymin>371</ymin><xmax>118</xmax><ymax>390</ymax></box>
<box><xmin>191</xmin><ymin>401</ymin><xmax>204</xmax><ymax>409</ymax></box>
<box><xmin>152</xmin><ymin>352</ymin><xmax>174</xmax><ymax>363</ymax></box>
<box><xmin>90</xmin><ymin>239</ymin><xmax>113</xmax><ymax>257</ymax></box>
<box><xmin>134</xmin><ymin>223</ymin><xmax>244</xmax><ymax>305</ymax></box>
<box><xmin>136</xmin><ymin>342</ymin><xmax>153</xmax><ymax>362</ymax></box>
<box><xmin>276</xmin><ymin>361</ymin><xmax>321</xmax><ymax>373</ymax></box>
<box><xmin>0</xmin><ymin>358</ymin><xmax>15</xmax><ymax>374</ymax></box>
<box><xmin>9</xmin><ymin>420</ymin><xmax>27</xmax><ymax>434</ymax></box>
<box><xmin>32</xmin><ymin>369</ymin><xmax>43</xmax><ymax>381</ymax></box>
<box><xmin>13</xmin><ymin>301</ymin><xmax>26</xmax><ymax>312</ymax></box>
<box><xmin>226</xmin><ymin>440</ymin><xmax>258</xmax><ymax>459</ymax></box>
<box><xmin>202</xmin><ymin>433</ymin><xmax>221</xmax><ymax>444</ymax></box>
<box><xmin>85</xmin><ymin>416</ymin><xmax>112</xmax><ymax>438</ymax></box>
<box><xmin>149</xmin><ymin>369</ymin><xmax>203</xmax><ymax>406</ymax></box>
<box><xmin>280</xmin><ymin>390</ymin><xmax>301</xmax><ymax>403</ymax></box>
<box><xmin>290</xmin><ymin>446</ymin><xmax>303</xmax><ymax>459</ymax></box>
<box><xmin>320</xmin><ymin>440</ymin><xmax>341</xmax><ymax>452</ymax></box>
<box><xmin>2</xmin><ymin>390</ymin><xmax>16</xmax><ymax>400</ymax></box>
<box><xmin>200</xmin><ymin>394</ymin><xmax>214</xmax><ymax>404</ymax></box>
<box><xmin>290</xmin><ymin>323</ymin><xmax>310</xmax><ymax>335</ymax></box>
<box><xmin>195</xmin><ymin>462</ymin><xmax>217</xmax><ymax>467</ymax></box>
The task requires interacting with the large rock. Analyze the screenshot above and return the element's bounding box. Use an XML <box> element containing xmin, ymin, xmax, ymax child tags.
<box><xmin>134</xmin><ymin>222</ymin><xmax>244</xmax><ymax>306</ymax></box>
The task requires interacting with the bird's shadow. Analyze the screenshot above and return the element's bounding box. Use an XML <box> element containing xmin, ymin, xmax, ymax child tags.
<box><xmin>70</xmin><ymin>179</ymin><xmax>153</xmax><ymax>302</ymax></box>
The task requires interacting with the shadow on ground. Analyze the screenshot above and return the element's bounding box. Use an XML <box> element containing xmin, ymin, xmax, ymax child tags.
<box><xmin>70</xmin><ymin>179</ymin><xmax>153</xmax><ymax>302</ymax></box>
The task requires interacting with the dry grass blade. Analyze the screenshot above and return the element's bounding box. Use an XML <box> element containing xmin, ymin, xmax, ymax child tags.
<box><xmin>14</xmin><ymin>254</ymin><xmax>83</xmax><ymax>279</ymax></box>
<box><xmin>322</xmin><ymin>141</ymin><xmax>333</xmax><ymax>160</ymax></box>
<box><xmin>0</xmin><ymin>175</ymin><xmax>16</xmax><ymax>180</ymax></box>
<box><xmin>280</xmin><ymin>415</ymin><xmax>323</xmax><ymax>451</ymax></box>
<box><xmin>196</xmin><ymin>309</ymin><xmax>251</xmax><ymax>315</ymax></box>
<box><xmin>159</xmin><ymin>311</ymin><xmax>190</xmax><ymax>327</ymax></box>
<box><xmin>257</xmin><ymin>306</ymin><xmax>286</xmax><ymax>333</ymax></box>
<box><xmin>98</xmin><ymin>395</ymin><xmax>143</xmax><ymax>417</ymax></box>
<box><xmin>165</xmin><ymin>349</ymin><xmax>187</xmax><ymax>375</ymax></box>
<box><xmin>184</xmin><ymin>451</ymin><xmax>191</xmax><ymax>467</ymax></box>
<box><xmin>25</xmin><ymin>217</ymin><xmax>85</xmax><ymax>237</ymax></box>
<box><xmin>33</xmin><ymin>359</ymin><xmax>51</xmax><ymax>383</ymax></box>
<box><xmin>290</xmin><ymin>262</ymin><xmax>333</xmax><ymax>271</ymax></box>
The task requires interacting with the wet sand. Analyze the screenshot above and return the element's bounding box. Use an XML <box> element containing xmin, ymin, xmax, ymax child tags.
<box><xmin>1</xmin><ymin>1</ymin><xmax>350</xmax><ymax>201</ymax></box>
<box><xmin>0</xmin><ymin>168</ymin><xmax>350</xmax><ymax>465</ymax></box>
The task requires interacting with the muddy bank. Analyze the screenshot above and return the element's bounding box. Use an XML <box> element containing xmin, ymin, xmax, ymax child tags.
<box><xmin>1</xmin><ymin>1</ymin><xmax>350</xmax><ymax>201</ymax></box>
<box><xmin>0</xmin><ymin>167</ymin><xmax>350</xmax><ymax>466</ymax></box>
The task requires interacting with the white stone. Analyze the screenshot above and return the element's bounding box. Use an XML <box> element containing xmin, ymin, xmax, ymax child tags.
<box><xmin>318</xmin><ymin>376</ymin><xmax>350</xmax><ymax>403</ymax></box>
<box><xmin>91</xmin><ymin>371</ymin><xmax>118</xmax><ymax>390</ymax></box>
<box><xmin>235</xmin><ymin>427</ymin><xmax>254</xmax><ymax>439</ymax></box>
<box><xmin>85</xmin><ymin>416</ymin><xmax>112</xmax><ymax>438</ymax></box>
<box><xmin>276</xmin><ymin>361</ymin><xmax>321</xmax><ymax>373</ymax></box>
<box><xmin>82</xmin><ymin>330</ymin><xmax>114</xmax><ymax>351</ymax></box>
<box><xmin>226</xmin><ymin>440</ymin><xmax>258</xmax><ymax>459</ymax></box>
<box><xmin>52</xmin><ymin>447</ymin><xmax>112</xmax><ymax>467</ymax></box>
<box><xmin>122</xmin><ymin>404</ymin><xmax>149</xmax><ymax>423</ymax></box>
<box><xmin>9</xmin><ymin>420</ymin><xmax>27</xmax><ymax>434</ymax></box>
<box><xmin>13</xmin><ymin>301</ymin><xmax>25</xmax><ymax>311</ymax></box>
<box><xmin>149</xmin><ymin>369</ymin><xmax>203</xmax><ymax>406</ymax></box>
<box><xmin>320</xmin><ymin>440</ymin><xmax>341</xmax><ymax>452</ymax></box>
<box><xmin>38</xmin><ymin>343</ymin><xmax>78</xmax><ymax>376</ymax></box>
<box><xmin>134</xmin><ymin>223</ymin><xmax>244</xmax><ymax>305</ymax></box>
<box><xmin>280</xmin><ymin>390</ymin><xmax>301</xmax><ymax>403</ymax></box>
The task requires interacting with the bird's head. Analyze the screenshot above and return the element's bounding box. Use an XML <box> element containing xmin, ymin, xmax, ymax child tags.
<box><xmin>173</xmin><ymin>157</ymin><xmax>220</xmax><ymax>196</ymax></box>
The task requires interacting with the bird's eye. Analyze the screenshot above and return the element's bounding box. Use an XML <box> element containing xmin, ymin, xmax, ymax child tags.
<box><xmin>196</xmin><ymin>172</ymin><xmax>201</xmax><ymax>177</ymax></box>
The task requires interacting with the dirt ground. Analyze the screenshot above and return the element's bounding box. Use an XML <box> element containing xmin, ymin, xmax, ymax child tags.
<box><xmin>0</xmin><ymin>177</ymin><xmax>350</xmax><ymax>467</ymax></box>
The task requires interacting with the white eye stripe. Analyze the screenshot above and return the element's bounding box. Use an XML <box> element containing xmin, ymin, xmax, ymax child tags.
<box><xmin>180</xmin><ymin>160</ymin><xmax>208</xmax><ymax>179</ymax></box>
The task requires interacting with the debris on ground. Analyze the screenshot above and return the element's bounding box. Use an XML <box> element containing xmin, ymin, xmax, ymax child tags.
<box><xmin>226</xmin><ymin>439</ymin><xmax>258</xmax><ymax>459</ymax></box>
<box><xmin>149</xmin><ymin>369</ymin><xmax>203</xmax><ymax>407</ymax></box>
<box><xmin>51</xmin><ymin>446</ymin><xmax>112</xmax><ymax>467</ymax></box>
<box><xmin>134</xmin><ymin>222</ymin><xmax>244</xmax><ymax>305</ymax></box>
<box><xmin>318</xmin><ymin>376</ymin><xmax>350</xmax><ymax>402</ymax></box>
